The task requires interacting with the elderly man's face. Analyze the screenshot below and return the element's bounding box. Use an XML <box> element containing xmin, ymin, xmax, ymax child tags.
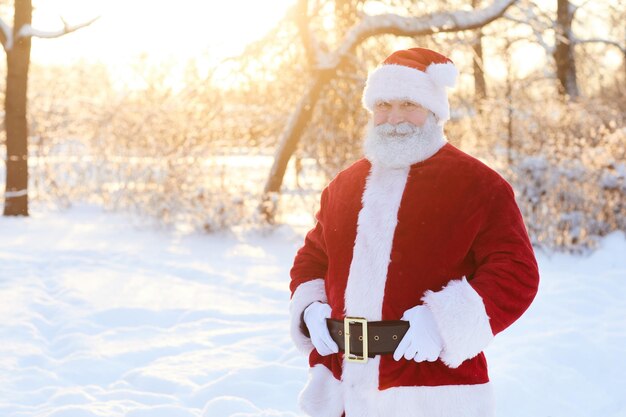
<box><xmin>373</xmin><ymin>99</ymin><xmax>430</xmax><ymax>127</ymax></box>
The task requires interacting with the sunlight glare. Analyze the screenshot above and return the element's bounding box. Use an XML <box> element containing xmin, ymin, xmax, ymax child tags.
<box><xmin>30</xmin><ymin>0</ymin><xmax>295</xmax><ymax>85</ymax></box>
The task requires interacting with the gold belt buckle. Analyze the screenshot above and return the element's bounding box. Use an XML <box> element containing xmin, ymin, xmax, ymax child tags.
<box><xmin>344</xmin><ymin>316</ymin><xmax>368</xmax><ymax>363</ymax></box>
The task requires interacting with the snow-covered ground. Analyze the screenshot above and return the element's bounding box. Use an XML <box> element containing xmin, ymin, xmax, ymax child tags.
<box><xmin>0</xmin><ymin>205</ymin><xmax>625</xmax><ymax>417</ymax></box>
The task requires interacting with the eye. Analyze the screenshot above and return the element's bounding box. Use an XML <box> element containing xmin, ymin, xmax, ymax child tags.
<box><xmin>375</xmin><ymin>101</ymin><xmax>391</xmax><ymax>110</ymax></box>
<box><xmin>402</xmin><ymin>101</ymin><xmax>418</xmax><ymax>109</ymax></box>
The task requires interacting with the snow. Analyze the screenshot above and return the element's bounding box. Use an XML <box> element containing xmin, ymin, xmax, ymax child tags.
<box><xmin>0</xmin><ymin>17</ymin><xmax>13</xmax><ymax>50</ymax></box>
<box><xmin>15</xmin><ymin>18</ymin><xmax>100</xmax><ymax>43</ymax></box>
<box><xmin>328</xmin><ymin>0</ymin><xmax>516</xmax><ymax>68</ymax></box>
<box><xmin>1</xmin><ymin>204</ymin><xmax>625</xmax><ymax>417</ymax></box>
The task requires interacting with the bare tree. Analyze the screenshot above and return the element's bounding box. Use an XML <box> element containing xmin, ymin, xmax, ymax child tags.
<box><xmin>471</xmin><ymin>0</ymin><xmax>488</xmax><ymax>103</ymax></box>
<box><xmin>1</xmin><ymin>0</ymin><xmax>97</xmax><ymax>216</ymax></box>
<box><xmin>554</xmin><ymin>0</ymin><xmax>579</xmax><ymax>98</ymax></box>
<box><xmin>502</xmin><ymin>0</ymin><xmax>625</xmax><ymax>99</ymax></box>
<box><xmin>261</xmin><ymin>0</ymin><xmax>517</xmax><ymax>221</ymax></box>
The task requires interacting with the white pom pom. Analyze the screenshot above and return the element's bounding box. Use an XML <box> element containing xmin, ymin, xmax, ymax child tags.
<box><xmin>426</xmin><ymin>62</ymin><xmax>458</xmax><ymax>89</ymax></box>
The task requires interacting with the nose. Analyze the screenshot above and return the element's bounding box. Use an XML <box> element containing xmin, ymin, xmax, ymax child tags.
<box><xmin>387</xmin><ymin>107</ymin><xmax>404</xmax><ymax>125</ymax></box>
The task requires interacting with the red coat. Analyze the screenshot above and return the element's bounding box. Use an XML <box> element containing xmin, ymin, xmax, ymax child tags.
<box><xmin>289</xmin><ymin>142</ymin><xmax>539</xmax><ymax>417</ymax></box>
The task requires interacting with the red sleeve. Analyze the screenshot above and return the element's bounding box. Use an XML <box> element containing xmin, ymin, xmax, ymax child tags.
<box><xmin>289</xmin><ymin>187</ymin><xmax>329</xmax><ymax>296</ymax></box>
<box><xmin>422</xmin><ymin>178</ymin><xmax>540</xmax><ymax>368</ymax></box>
<box><xmin>469</xmin><ymin>179</ymin><xmax>540</xmax><ymax>335</ymax></box>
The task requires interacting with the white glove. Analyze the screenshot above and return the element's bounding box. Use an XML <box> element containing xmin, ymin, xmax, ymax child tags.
<box><xmin>393</xmin><ymin>305</ymin><xmax>443</xmax><ymax>362</ymax></box>
<box><xmin>303</xmin><ymin>302</ymin><xmax>339</xmax><ymax>356</ymax></box>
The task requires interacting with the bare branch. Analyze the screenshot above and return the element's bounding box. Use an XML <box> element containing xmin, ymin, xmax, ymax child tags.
<box><xmin>220</xmin><ymin>5</ymin><xmax>294</xmax><ymax>64</ymax></box>
<box><xmin>295</xmin><ymin>0</ymin><xmax>320</xmax><ymax>68</ymax></box>
<box><xmin>571</xmin><ymin>0</ymin><xmax>594</xmax><ymax>17</ymax></box>
<box><xmin>320</xmin><ymin>0</ymin><xmax>517</xmax><ymax>69</ymax></box>
<box><xmin>526</xmin><ymin>0</ymin><xmax>556</xmax><ymax>24</ymax></box>
<box><xmin>503</xmin><ymin>14</ymin><xmax>554</xmax><ymax>54</ymax></box>
<box><xmin>574</xmin><ymin>37</ymin><xmax>626</xmax><ymax>54</ymax></box>
<box><xmin>277</xmin><ymin>0</ymin><xmax>331</xmax><ymax>70</ymax></box>
<box><xmin>16</xmin><ymin>16</ymin><xmax>99</xmax><ymax>40</ymax></box>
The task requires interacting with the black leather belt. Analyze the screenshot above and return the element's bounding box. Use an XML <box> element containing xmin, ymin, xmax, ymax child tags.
<box><xmin>327</xmin><ymin>317</ymin><xmax>409</xmax><ymax>362</ymax></box>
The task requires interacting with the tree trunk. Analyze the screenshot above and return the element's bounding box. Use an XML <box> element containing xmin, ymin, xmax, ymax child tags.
<box><xmin>554</xmin><ymin>0</ymin><xmax>579</xmax><ymax>98</ymax></box>
<box><xmin>471</xmin><ymin>0</ymin><xmax>487</xmax><ymax>104</ymax></box>
<box><xmin>260</xmin><ymin>1</ymin><xmax>360</xmax><ymax>222</ymax></box>
<box><xmin>3</xmin><ymin>0</ymin><xmax>32</xmax><ymax>216</ymax></box>
<box><xmin>506</xmin><ymin>40</ymin><xmax>514</xmax><ymax>167</ymax></box>
<box><xmin>261</xmin><ymin>69</ymin><xmax>334</xmax><ymax>222</ymax></box>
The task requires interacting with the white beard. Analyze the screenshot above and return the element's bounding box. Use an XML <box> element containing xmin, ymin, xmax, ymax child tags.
<box><xmin>363</xmin><ymin>113</ymin><xmax>447</xmax><ymax>169</ymax></box>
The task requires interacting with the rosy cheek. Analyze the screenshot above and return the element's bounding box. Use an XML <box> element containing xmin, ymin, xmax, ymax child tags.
<box><xmin>373</xmin><ymin>112</ymin><xmax>387</xmax><ymax>125</ymax></box>
<box><xmin>409</xmin><ymin>111</ymin><xmax>428</xmax><ymax>126</ymax></box>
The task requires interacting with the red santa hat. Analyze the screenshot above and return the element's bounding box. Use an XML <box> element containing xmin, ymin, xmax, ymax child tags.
<box><xmin>362</xmin><ymin>47</ymin><xmax>458</xmax><ymax>125</ymax></box>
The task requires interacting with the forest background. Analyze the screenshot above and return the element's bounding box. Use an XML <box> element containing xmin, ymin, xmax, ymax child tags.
<box><xmin>1</xmin><ymin>0</ymin><xmax>625</xmax><ymax>253</ymax></box>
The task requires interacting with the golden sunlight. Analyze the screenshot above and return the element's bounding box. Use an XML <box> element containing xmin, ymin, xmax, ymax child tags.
<box><xmin>30</xmin><ymin>0</ymin><xmax>294</xmax><ymax>80</ymax></box>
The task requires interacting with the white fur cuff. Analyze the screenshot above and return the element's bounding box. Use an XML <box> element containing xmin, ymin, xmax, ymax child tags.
<box><xmin>290</xmin><ymin>278</ymin><xmax>327</xmax><ymax>355</ymax></box>
<box><xmin>421</xmin><ymin>277</ymin><xmax>494</xmax><ymax>368</ymax></box>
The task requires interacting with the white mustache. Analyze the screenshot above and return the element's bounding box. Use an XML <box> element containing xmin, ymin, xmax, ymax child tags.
<box><xmin>374</xmin><ymin>122</ymin><xmax>418</xmax><ymax>138</ymax></box>
<box><xmin>364</xmin><ymin>113</ymin><xmax>445</xmax><ymax>169</ymax></box>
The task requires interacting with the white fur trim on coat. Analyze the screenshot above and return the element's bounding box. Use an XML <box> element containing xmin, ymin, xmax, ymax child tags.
<box><xmin>344</xmin><ymin>164</ymin><xmax>409</xmax><ymax>320</ymax></box>
<box><xmin>362</xmin><ymin>64</ymin><xmax>452</xmax><ymax>124</ymax></box>
<box><xmin>374</xmin><ymin>382</ymin><xmax>494</xmax><ymax>417</ymax></box>
<box><xmin>299</xmin><ymin>364</ymin><xmax>344</xmax><ymax>417</ymax></box>
<box><xmin>421</xmin><ymin>277</ymin><xmax>494</xmax><ymax>368</ymax></box>
<box><xmin>299</xmin><ymin>362</ymin><xmax>495</xmax><ymax>417</ymax></box>
<box><xmin>290</xmin><ymin>278</ymin><xmax>327</xmax><ymax>355</ymax></box>
<box><xmin>341</xmin><ymin>164</ymin><xmax>408</xmax><ymax>416</ymax></box>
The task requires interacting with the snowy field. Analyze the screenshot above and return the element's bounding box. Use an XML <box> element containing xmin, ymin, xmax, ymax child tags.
<box><xmin>0</xmin><ymin>204</ymin><xmax>625</xmax><ymax>417</ymax></box>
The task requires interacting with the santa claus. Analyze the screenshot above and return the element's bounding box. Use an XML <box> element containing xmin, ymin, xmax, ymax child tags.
<box><xmin>289</xmin><ymin>47</ymin><xmax>539</xmax><ymax>417</ymax></box>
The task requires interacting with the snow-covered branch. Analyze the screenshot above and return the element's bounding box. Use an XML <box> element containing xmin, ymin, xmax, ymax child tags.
<box><xmin>0</xmin><ymin>17</ymin><xmax>13</xmax><ymax>51</ymax></box>
<box><xmin>16</xmin><ymin>16</ymin><xmax>99</xmax><ymax>41</ymax></box>
<box><xmin>320</xmin><ymin>0</ymin><xmax>516</xmax><ymax>69</ymax></box>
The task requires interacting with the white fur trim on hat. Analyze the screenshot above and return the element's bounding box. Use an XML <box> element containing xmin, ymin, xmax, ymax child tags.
<box><xmin>426</xmin><ymin>62</ymin><xmax>458</xmax><ymax>89</ymax></box>
<box><xmin>362</xmin><ymin>63</ymin><xmax>456</xmax><ymax>124</ymax></box>
<box><xmin>421</xmin><ymin>277</ymin><xmax>494</xmax><ymax>368</ymax></box>
<box><xmin>290</xmin><ymin>278</ymin><xmax>327</xmax><ymax>355</ymax></box>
